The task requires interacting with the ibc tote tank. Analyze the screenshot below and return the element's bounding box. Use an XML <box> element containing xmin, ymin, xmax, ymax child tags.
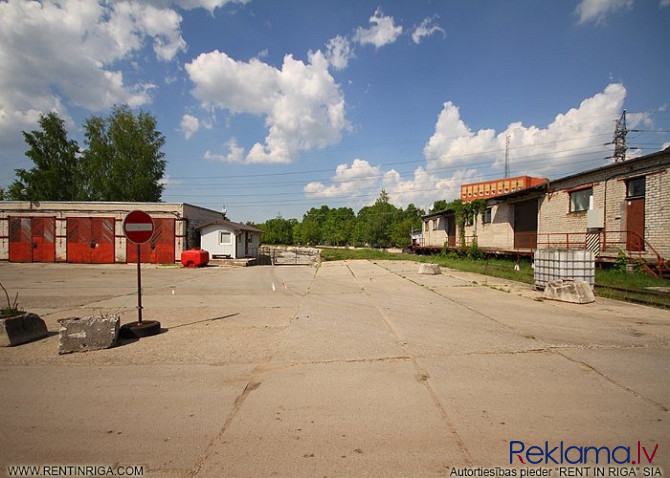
<box><xmin>533</xmin><ymin>248</ymin><xmax>594</xmax><ymax>290</ymax></box>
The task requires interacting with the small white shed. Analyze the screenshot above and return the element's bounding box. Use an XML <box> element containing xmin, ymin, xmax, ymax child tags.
<box><xmin>199</xmin><ymin>220</ymin><xmax>263</xmax><ymax>259</ymax></box>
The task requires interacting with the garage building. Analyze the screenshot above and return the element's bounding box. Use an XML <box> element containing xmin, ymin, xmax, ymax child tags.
<box><xmin>0</xmin><ymin>201</ymin><xmax>225</xmax><ymax>264</ymax></box>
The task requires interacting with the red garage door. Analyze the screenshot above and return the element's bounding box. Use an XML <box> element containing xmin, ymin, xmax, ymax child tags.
<box><xmin>67</xmin><ymin>217</ymin><xmax>115</xmax><ymax>263</ymax></box>
<box><xmin>126</xmin><ymin>217</ymin><xmax>175</xmax><ymax>264</ymax></box>
<box><xmin>8</xmin><ymin>217</ymin><xmax>56</xmax><ymax>263</ymax></box>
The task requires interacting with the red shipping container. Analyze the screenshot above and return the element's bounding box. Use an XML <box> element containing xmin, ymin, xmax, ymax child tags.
<box><xmin>181</xmin><ymin>248</ymin><xmax>209</xmax><ymax>267</ymax></box>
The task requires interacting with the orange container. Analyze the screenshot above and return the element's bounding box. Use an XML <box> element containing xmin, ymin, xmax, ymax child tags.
<box><xmin>180</xmin><ymin>248</ymin><xmax>210</xmax><ymax>267</ymax></box>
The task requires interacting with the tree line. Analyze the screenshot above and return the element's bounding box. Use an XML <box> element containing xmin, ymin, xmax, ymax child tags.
<box><xmin>254</xmin><ymin>194</ymin><xmax>488</xmax><ymax>249</ymax></box>
<box><xmin>1</xmin><ymin>106</ymin><xmax>166</xmax><ymax>202</ymax></box>
<box><xmin>255</xmin><ymin>190</ymin><xmax>425</xmax><ymax>249</ymax></box>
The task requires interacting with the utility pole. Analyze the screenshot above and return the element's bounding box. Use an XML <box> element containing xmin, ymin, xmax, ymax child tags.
<box><xmin>606</xmin><ymin>110</ymin><xmax>640</xmax><ymax>163</ymax></box>
<box><xmin>504</xmin><ymin>135</ymin><xmax>510</xmax><ymax>178</ymax></box>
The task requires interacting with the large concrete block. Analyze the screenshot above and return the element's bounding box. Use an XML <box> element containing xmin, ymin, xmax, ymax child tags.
<box><xmin>58</xmin><ymin>315</ymin><xmax>120</xmax><ymax>354</ymax></box>
<box><xmin>418</xmin><ymin>263</ymin><xmax>441</xmax><ymax>275</ymax></box>
<box><xmin>0</xmin><ymin>313</ymin><xmax>48</xmax><ymax>347</ymax></box>
<box><xmin>542</xmin><ymin>279</ymin><xmax>595</xmax><ymax>304</ymax></box>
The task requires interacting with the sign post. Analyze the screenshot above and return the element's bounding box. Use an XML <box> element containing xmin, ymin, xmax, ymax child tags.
<box><xmin>121</xmin><ymin>210</ymin><xmax>160</xmax><ymax>338</ymax></box>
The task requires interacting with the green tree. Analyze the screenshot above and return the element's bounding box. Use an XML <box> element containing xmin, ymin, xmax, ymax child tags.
<box><xmin>322</xmin><ymin>207</ymin><xmax>355</xmax><ymax>246</ymax></box>
<box><xmin>431</xmin><ymin>199</ymin><xmax>449</xmax><ymax>212</ymax></box>
<box><xmin>7</xmin><ymin>112</ymin><xmax>82</xmax><ymax>200</ymax></box>
<box><xmin>297</xmin><ymin>205</ymin><xmax>330</xmax><ymax>245</ymax></box>
<box><xmin>259</xmin><ymin>216</ymin><xmax>296</xmax><ymax>245</ymax></box>
<box><xmin>369</xmin><ymin>190</ymin><xmax>401</xmax><ymax>248</ymax></box>
<box><xmin>390</xmin><ymin>217</ymin><xmax>414</xmax><ymax>248</ymax></box>
<box><xmin>82</xmin><ymin>105</ymin><xmax>166</xmax><ymax>201</ymax></box>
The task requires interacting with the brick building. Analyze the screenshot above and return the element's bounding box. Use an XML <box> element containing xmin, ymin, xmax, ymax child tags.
<box><xmin>538</xmin><ymin>147</ymin><xmax>670</xmax><ymax>260</ymax></box>
<box><xmin>420</xmin><ymin>147</ymin><xmax>670</xmax><ymax>266</ymax></box>
<box><xmin>0</xmin><ymin>202</ymin><xmax>226</xmax><ymax>264</ymax></box>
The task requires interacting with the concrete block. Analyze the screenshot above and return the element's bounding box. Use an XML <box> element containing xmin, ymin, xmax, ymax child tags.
<box><xmin>0</xmin><ymin>313</ymin><xmax>48</xmax><ymax>347</ymax></box>
<box><xmin>542</xmin><ymin>279</ymin><xmax>595</xmax><ymax>304</ymax></box>
<box><xmin>58</xmin><ymin>315</ymin><xmax>120</xmax><ymax>354</ymax></box>
<box><xmin>418</xmin><ymin>263</ymin><xmax>441</xmax><ymax>275</ymax></box>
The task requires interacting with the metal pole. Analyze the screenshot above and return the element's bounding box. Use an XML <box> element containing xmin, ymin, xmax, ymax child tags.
<box><xmin>137</xmin><ymin>243</ymin><xmax>143</xmax><ymax>324</ymax></box>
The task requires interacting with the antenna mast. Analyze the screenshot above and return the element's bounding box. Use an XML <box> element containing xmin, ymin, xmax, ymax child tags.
<box><xmin>504</xmin><ymin>135</ymin><xmax>510</xmax><ymax>178</ymax></box>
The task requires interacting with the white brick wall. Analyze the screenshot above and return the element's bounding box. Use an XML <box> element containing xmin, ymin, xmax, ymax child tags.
<box><xmin>645</xmin><ymin>170</ymin><xmax>670</xmax><ymax>258</ymax></box>
<box><xmin>465</xmin><ymin>204</ymin><xmax>515</xmax><ymax>250</ymax></box>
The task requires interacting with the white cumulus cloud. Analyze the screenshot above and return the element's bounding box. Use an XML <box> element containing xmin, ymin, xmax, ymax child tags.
<box><xmin>354</xmin><ymin>8</ymin><xmax>403</xmax><ymax>48</ymax></box>
<box><xmin>187</xmin><ymin>49</ymin><xmax>350</xmax><ymax>164</ymax></box>
<box><xmin>308</xmin><ymin>84</ymin><xmax>639</xmax><ymax>210</ymax></box>
<box><xmin>180</xmin><ymin>114</ymin><xmax>200</xmax><ymax>139</ymax></box>
<box><xmin>324</xmin><ymin>35</ymin><xmax>354</xmax><ymax>70</ymax></box>
<box><xmin>0</xmin><ymin>0</ymin><xmax>188</xmax><ymax>148</ymax></box>
<box><xmin>411</xmin><ymin>15</ymin><xmax>446</xmax><ymax>44</ymax></box>
<box><xmin>575</xmin><ymin>0</ymin><xmax>634</xmax><ymax>25</ymax></box>
<box><xmin>424</xmin><ymin>83</ymin><xmax>627</xmax><ymax>176</ymax></box>
<box><xmin>304</xmin><ymin>159</ymin><xmax>382</xmax><ymax>198</ymax></box>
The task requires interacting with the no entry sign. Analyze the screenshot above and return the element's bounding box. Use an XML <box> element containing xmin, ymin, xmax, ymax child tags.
<box><xmin>122</xmin><ymin>210</ymin><xmax>155</xmax><ymax>244</ymax></box>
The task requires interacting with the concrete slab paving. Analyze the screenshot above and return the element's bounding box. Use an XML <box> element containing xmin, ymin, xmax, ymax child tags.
<box><xmin>0</xmin><ymin>364</ymin><xmax>252</xmax><ymax>476</ymax></box>
<box><xmin>195</xmin><ymin>360</ymin><xmax>464</xmax><ymax>478</ymax></box>
<box><xmin>0</xmin><ymin>260</ymin><xmax>668</xmax><ymax>477</ymax></box>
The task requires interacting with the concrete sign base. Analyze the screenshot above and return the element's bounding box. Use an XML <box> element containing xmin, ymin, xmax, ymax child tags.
<box><xmin>58</xmin><ymin>315</ymin><xmax>120</xmax><ymax>354</ymax></box>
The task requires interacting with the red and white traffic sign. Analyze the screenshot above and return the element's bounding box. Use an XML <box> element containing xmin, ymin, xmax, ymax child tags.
<box><xmin>122</xmin><ymin>210</ymin><xmax>155</xmax><ymax>244</ymax></box>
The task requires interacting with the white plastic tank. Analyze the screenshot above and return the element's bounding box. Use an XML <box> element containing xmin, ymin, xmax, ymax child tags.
<box><xmin>534</xmin><ymin>248</ymin><xmax>595</xmax><ymax>290</ymax></box>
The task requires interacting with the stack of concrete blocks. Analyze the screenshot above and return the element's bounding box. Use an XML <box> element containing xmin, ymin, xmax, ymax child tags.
<box><xmin>0</xmin><ymin>313</ymin><xmax>48</xmax><ymax>347</ymax></box>
<box><xmin>58</xmin><ymin>314</ymin><xmax>120</xmax><ymax>354</ymax></box>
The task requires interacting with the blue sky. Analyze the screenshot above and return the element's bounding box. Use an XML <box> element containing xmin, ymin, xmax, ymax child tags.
<box><xmin>1</xmin><ymin>0</ymin><xmax>669</xmax><ymax>222</ymax></box>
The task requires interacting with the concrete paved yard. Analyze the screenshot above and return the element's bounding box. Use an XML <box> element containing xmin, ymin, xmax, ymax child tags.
<box><xmin>0</xmin><ymin>260</ymin><xmax>668</xmax><ymax>477</ymax></box>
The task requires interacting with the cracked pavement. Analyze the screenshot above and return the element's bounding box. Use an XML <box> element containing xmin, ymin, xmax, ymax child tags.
<box><xmin>1</xmin><ymin>260</ymin><xmax>668</xmax><ymax>477</ymax></box>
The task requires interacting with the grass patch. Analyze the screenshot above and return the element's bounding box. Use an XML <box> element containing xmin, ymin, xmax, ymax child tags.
<box><xmin>320</xmin><ymin>248</ymin><xmax>670</xmax><ymax>309</ymax></box>
<box><xmin>320</xmin><ymin>248</ymin><xmax>534</xmax><ymax>283</ymax></box>
<box><xmin>595</xmin><ymin>268</ymin><xmax>668</xmax><ymax>289</ymax></box>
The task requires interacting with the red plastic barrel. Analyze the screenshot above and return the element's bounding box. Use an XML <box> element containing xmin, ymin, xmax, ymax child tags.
<box><xmin>180</xmin><ymin>248</ymin><xmax>210</xmax><ymax>267</ymax></box>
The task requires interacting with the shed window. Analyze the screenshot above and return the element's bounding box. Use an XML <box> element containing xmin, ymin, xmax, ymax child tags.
<box><xmin>219</xmin><ymin>232</ymin><xmax>232</xmax><ymax>244</ymax></box>
<box><xmin>569</xmin><ymin>187</ymin><xmax>592</xmax><ymax>212</ymax></box>
<box><xmin>626</xmin><ymin>177</ymin><xmax>645</xmax><ymax>198</ymax></box>
<box><xmin>483</xmin><ymin>207</ymin><xmax>492</xmax><ymax>224</ymax></box>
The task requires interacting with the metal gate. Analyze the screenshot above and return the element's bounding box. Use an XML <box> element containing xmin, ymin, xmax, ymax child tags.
<box><xmin>66</xmin><ymin>217</ymin><xmax>115</xmax><ymax>263</ymax></box>
<box><xmin>125</xmin><ymin>217</ymin><xmax>175</xmax><ymax>264</ymax></box>
<box><xmin>8</xmin><ymin>217</ymin><xmax>56</xmax><ymax>263</ymax></box>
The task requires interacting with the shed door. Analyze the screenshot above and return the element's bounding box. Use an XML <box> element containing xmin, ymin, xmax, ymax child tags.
<box><xmin>67</xmin><ymin>217</ymin><xmax>115</xmax><ymax>263</ymax></box>
<box><xmin>447</xmin><ymin>215</ymin><xmax>456</xmax><ymax>248</ymax></box>
<box><xmin>514</xmin><ymin>200</ymin><xmax>538</xmax><ymax>249</ymax></box>
<box><xmin>626</xmin><ymin>199</ymin><xmax>645</xmax><ymax>251</ymax></box>
<box><xmin>126</xmin><ymin>218</ymin><xmax>175</xmax><ymax>264</ymax></box>
<box><xmin>8</xmin><ymin>217</ymin><xmax>56</xmax><ymax>263</ymax></box>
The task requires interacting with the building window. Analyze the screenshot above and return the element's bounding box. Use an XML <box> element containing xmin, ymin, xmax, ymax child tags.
<box><xmin>626</xmin><ymin>177</ymin><xmax>645</xmax><ymax>198</ymax></box>
<box><xmin>219</xmin><ymin>231</ymin><xmax>232</xmax><ymax>244</ymax></box>
<box><xmin>483</xmin><ymin>207</ymin><xmax>492</xmax><ymax>224</ymax></box>
<box><xmin>569</xmin><ymin>187</ymin><xmax>592</xmax><ymax>212</ymax></box>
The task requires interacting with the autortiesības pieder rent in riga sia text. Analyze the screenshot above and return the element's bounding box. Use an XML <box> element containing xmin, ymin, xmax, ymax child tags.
<box><xmin>5</xmin><ymin>464</ymin><xmax>145</xmax><ymax>477</ymax></box>
<box><xmin>447</xmin><ymin>440</ymin><xmax>663</xmax><ymax>478</ymax></box>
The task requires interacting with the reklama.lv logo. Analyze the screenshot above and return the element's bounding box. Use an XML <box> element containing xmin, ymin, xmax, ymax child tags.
<box><xmin>509</xmin><ymin>441</ymin><xmax>659</xmax><ymax>465</ymax></box>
